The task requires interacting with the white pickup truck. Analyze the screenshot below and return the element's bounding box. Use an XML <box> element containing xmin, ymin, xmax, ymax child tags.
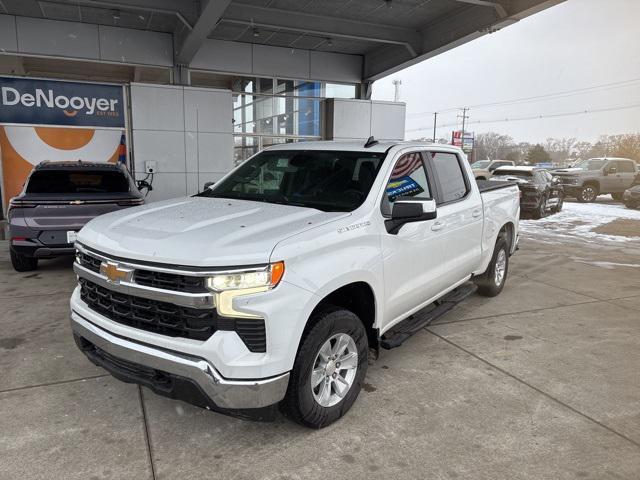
<box><xmin>70</xmin><ymin>140</ymin><xmax>520</xmax><ymax>428</ymax></box>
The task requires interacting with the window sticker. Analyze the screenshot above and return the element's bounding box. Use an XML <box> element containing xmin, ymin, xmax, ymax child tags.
<box><xmin>386</xmin><ymin>175</ymin><xmax>424</xmax><ymax>200</ymax></box>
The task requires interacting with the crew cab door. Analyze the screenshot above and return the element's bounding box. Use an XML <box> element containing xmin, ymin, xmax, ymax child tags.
<box><xmin>380</xmin><ymin>152</ymin><xmax>445</xmax><ymax>325</ymax></box>
<box><xmin>616</xmin><ymin>160</ymin><xmax>638</xmax><ymax>191</ymax></box>
<box><xmin>424</xmin><ymin>151</ymin><xmax>484</xmax><ymax>288</ymax></box>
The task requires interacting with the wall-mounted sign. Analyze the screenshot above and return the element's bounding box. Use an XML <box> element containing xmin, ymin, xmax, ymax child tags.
<box><xmin>0</xmin><ymin>77</ymin><xmax>125</xmax><ymax>128</ymax></box>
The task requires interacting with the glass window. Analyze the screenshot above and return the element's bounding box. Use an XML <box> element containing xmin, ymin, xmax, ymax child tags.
<box><xmin>430</xmin><ymin>152</ymin><xmax>468</xmax><ymax>203</ymax></box>
<box><xmin>233</xmin><ymin>136</ymin><xmax>260</xmax><ymax>165</ymax></box>
<box><xmin>324</xmin><ymin>83</ymin><xmax>357</xmax><ymax>99</ymax></box>
<box><xmin>26</xmin><ymin>170</ymin><xmax>130</xmax><ymax>194</ymax></box>
<box><xmin>200</xmin><ymin>150</ymin><xmax>386</xmax><ymax>212</ymax></box>
<box><xmin>386</xmin><ymin>153</ymin><xmax>430</xmax><ymax>202</ymax></box>
<box><xmin>616</xmin><ymin>160</ymin><xmax>635</xmax><ymax>173</ymax></box>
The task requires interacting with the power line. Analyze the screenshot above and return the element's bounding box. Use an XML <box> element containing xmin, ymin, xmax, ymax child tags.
<box><xmin>406</xmin><ymin>102</ymin><xmax>640</xmax><ymax>133</ymax></box>
<box><xmin>406</xmin><ymin>76</ymin><xmax>640</xmax><ymax>118</ymax></box>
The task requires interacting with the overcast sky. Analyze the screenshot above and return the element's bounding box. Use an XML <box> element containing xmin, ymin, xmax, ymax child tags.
<box><xmin>372</xmin><ymin>0</ymin><xmax>640</xmax><ymax>144</ymax></box>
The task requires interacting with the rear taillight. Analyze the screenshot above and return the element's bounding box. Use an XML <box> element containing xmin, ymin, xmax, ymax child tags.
<box><xmin>11</xmin><ymin>237</ymin><xmax>27</xmax><ymax>242</ymax></box>
<box><xmin>8</xmin><ymin>199</ymin><xmax>37</xmax><ymax>210</ymax></box>
<box><xmin>117</xmin><ymin>198</ymin><xmax>145</xmax><ymax>206</ymax></box>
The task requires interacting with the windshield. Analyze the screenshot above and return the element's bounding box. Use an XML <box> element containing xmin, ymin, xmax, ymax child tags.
<box><xmin>199</xmin><ymin>150</ymin><xmax>386</xmax><ymax>212</ymax></box>
<box><xmin>26</xmin><ymin>170</ymin><xmax>130</xmax><ymax>194</ymax></box>
<box><xmin>572</xmin><ymin>158</ymin><xmax>607</xmax><ymax>170</ymax></box>
<box><xmin>472</xmin><ymin>161</ymin><xmax>491</xmax><ymax>169</ymax></box>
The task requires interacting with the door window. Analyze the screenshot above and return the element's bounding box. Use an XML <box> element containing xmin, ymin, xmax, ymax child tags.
<box><xmin>385</xmin><ymin>153</ymin><xmax>431</xmax><ymax>202</ymax></box>
<box><xmin>429</xmin><ymin>152</ymin><xmax>469</xmax><ymax>204</ymax></box>
<box><xmin>616</xmin><ymin>161</ymin><xmax>636</xmax><ymax>173</ymax></box>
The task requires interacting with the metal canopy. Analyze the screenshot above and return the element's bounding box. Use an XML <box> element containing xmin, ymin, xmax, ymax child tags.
<box><xmin>0</xmin><ymin>0</ymin><xmax>565</xmax><ymax>81</ymax></box>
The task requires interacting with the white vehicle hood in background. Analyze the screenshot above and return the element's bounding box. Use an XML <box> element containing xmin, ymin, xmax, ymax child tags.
<box><xmin>78</xmin><ymin>197</ymin><xmax>348</xmax><ymax>266</ymax></box>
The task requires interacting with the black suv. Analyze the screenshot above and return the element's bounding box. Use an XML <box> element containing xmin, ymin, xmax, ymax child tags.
<box><xmin>8</xmin><ymin>161</ymin><xmax>144</xmax><ymax>271</ymax></box>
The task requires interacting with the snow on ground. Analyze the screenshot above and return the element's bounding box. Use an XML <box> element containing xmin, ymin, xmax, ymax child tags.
<box><xmin>519</xmin><ymin>200</ymin><xmax>640</xmax><ymax>246</ymax></box>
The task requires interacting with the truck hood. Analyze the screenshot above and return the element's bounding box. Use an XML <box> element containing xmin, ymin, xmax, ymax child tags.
<box><xmin>78</xmin><ymin>196</ymin><xmax>349</xmax><ymax>266</ymax></box>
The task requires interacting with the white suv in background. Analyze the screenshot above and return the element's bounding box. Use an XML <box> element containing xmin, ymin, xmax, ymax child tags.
<box><xmin>472</xmin><ymin>160</ymin><xmax>515</xmax><ymax>180</ymax></box>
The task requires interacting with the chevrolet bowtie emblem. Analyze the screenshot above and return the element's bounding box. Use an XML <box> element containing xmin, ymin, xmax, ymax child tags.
<box><xmin>100</xmin><ymin>261</ymin><xmax>132</xmax><ymax>284</ymax></box>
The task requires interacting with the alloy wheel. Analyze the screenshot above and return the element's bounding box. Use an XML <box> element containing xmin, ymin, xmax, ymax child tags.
<box><xmin>311</xmin><ymin>333</ymin><xmax>358</xmax><ymax>407</ymax></box>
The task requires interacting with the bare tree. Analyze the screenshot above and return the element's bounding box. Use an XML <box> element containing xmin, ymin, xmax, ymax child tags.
<box><xmin>475</xmin><ymin>132</ymin><xmax>514</xmax><ymax>160</ymax></box>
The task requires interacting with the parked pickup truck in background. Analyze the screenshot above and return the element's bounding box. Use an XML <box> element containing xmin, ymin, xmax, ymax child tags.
<box><xmin>8</xmin><ymin>161</ymin><xmax>145</xmax><ymax>272</ymax></box>
<box><xmin>553</xmin><ymin>157</ymin><xmax>638</xmax><ymax>203</ymax></box>
<box><xmin>471</xmin><ymin>159</ymin><xmax>515</xmax><ymax>180</ymax></box>
<box><xmin>70</xmin><ymin>140</ymin><xmax>520</xmax><ymax>428</ymax></box>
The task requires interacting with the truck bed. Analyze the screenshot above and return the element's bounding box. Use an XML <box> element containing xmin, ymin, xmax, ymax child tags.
<box><xmin>476</xmin><ymin>179</ymin><xmax>517</xmax><ymax>193</ymax></box>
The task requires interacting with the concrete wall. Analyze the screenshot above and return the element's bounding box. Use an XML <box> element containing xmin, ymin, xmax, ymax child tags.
<box><xmin>0</xmin><ymin>14</ymin><xmax>173</xmax><ymax>67</ymax></box>
<box><xmin>130</xmin><ymin>84</ymin><xmax>233</xmax><ymax>202</ymax></box>
<box><xmin>190</xmin><ymin>40</ymin><xmax>363</xmax><ymax>84</ymax></box>
<box><xmin>324</xmin><ymin>99</ymin><xmax>406</xmax><ymax>141</ymax></box>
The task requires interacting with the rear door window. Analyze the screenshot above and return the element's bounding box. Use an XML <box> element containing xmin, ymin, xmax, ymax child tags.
<box><xmin>429</xmin><ymin>152</ymin><xmax>469</xmax><ymax>204</ymax></box>
<box><xmin>616</xmin><ymin>161</ymin><xmax>636</xmax><ymax>173</ymax></box>
<box><xmin>26</xmin><ymin>170</ymin><xmax>130</xmax><ymax>194</ymax></box>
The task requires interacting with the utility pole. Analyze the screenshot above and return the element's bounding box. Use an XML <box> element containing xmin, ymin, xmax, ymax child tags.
<box><xmin>392</xmin><ymin>79</ymin><xmax>402</xmax><ymax>102</ymax></box>
<box><xmin>432</xmin><ymin>112</ymin><xmax>438</xmax><ymax>143</ymax></box>
<box><xmin>458</xmin><ymin>107</ymin><xmax>470</xmax><ymax>137</ymax></box>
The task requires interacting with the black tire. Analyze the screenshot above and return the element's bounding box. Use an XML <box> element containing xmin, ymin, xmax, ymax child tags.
<box><xmin>553</xmin><ymin>194</ymin><xmax>564</xmax><ymax>213</ymax></box>
<box><xmin>577</xmin><ymin>184</ymin><xmax>598</xmax><ymax>203</ymax></box>
<box><xmin>281</xmin><ymin>306</ymin><xmax>368</xmax><ymax>428</ymax></box>
<box><xmin>611</xmin><ymin>192</ymin><xmax>624</xmax><ymax>202</ymax></box>
<box><xmin>10</xmin><ymin>249</ymin><xmax>38</xmax><ymax>272</ymax></box>
<box><xmin>476</xmin><ymin>176</ymin><xmax>487</xmax><ymax>181</ymax></box>
<box><xmin>533</xmin><ymin>194</ymin><xmax>548</xmax><ymax>219</ymax></box>
<box><xmin>474</xmin><ymin>236</ymin><xmax>509</xmax><ymax>297</ymax></box>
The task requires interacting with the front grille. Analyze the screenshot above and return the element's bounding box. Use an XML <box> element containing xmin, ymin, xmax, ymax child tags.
<box><xmin>78</xmin><ymin>251</ymin><xmax>102</xmax><ymax>273</ymax></box>
<box><xmin>134</xmin><ymin>269</ymin><xmax>207</xmax><ymax>293</ymax></box>
<box><xmin>79</xmin><ymin>278</ymin><xmax>266</xmax><ymax>351</ymax></box>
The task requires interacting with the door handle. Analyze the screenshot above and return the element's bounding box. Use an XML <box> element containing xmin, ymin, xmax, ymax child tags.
<box><xmin>472</xmin><ymin>208</ymin><xmax>482</xmax><ymax>218</ymax></box>
<box><xmin>431</xmin><ymin>221</ymin><xmax>444</xmax><ymax>231</ymax></box>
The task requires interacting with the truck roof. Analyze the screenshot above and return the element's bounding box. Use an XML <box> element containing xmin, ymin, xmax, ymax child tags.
<box><xmin>263</xmin><ymin>140</ymin><xmax>460</xmax><ymax>154</ymax></box>
<box><xmin>35</xmin><ymin>161</ymin><xmax>126</xmax><ymax>171</ymax></box>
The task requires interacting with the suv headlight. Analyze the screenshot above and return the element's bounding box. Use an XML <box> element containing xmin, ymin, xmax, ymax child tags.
<box><xmin>206</xmin><ymin>262</ymin><xmax>285</xmax><ymax>319</ymax></box>
<box><xmin>206</xmin><ymin>262</ymin><xmax>285</xmax><ymax>291</ymax></box>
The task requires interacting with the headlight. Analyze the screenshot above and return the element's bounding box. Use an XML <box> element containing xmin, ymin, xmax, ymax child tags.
<box><xmin>206</xmin><ymin>262</ymin><xmax>285</xmax><ymax>319</ymax></box>
<box><xmin>206</xmin><ymin>262</ymin><xmax>285</xmax><ymax>292</ymax></box>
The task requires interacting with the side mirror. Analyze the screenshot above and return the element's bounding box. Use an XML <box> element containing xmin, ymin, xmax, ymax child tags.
<box><xmin>203</xmin><ymin>181</ymin><xmax>215</xmax><ymax>190</ymax></box>
<box><xmin>386</xmin><ymin>199</ymin><xmax>437</xmax><ymax>234</ymax></box>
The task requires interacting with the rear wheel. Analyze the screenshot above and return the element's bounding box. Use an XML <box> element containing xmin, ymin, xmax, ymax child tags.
<box><xmin>474</xmin><ymin>236</ymin><xmax>509</xmax><ymax>297</ymax></box>
<box><xmin>10</xmin><ymin>249</ymin><xmax>38</xmax><ymax>272</ymax></box>
<box><xmin>577</xmin><ymin>184</ymin><xmax>598</xmax><ymax>203</ymax></box>
<box><xmin>281</xmin><ymin>307</ymin><xmax>368</xmax><ymax>428</ymax></box>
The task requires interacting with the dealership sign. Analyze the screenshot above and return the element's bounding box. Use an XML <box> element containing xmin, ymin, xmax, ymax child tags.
<box><xmin>0</xmin><ymin>77</ymin><xmax>124</xmax><ymax>128</ymax></box>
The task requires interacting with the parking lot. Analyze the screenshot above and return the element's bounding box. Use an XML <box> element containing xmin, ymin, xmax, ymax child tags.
<box><xmin>1</xmin><ymin>201</ymin><xmax>639</xmax><ymax>480</ymax></box>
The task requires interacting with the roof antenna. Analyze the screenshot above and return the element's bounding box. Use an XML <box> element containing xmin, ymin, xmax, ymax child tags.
<box><xmin>364</xmin><ymin>136</ymin><xmax>378</xmax><ymax>148</ymax></box>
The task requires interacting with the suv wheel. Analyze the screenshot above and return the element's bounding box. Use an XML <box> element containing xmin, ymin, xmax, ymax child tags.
<box><xmin>281</xmin><ymin>306</ymin><xmax>368</xmax><ymax>428</ymax></box>
<box><xmin>577</xmin><ymin>185</ymin><xmax>598</xmax><ymax>203</ymax></box>
<box><xmin>533</xmin><ymin>194</ymin><xmax>548</xmax><ymax>219</ymax></box>
<box><xmin>474</xmin><ymin>235</ymin><xmax>509</xmax><ymax>297</ymax></box>
<box><xmin>553</xmin><ymin>194</ymin><xmax>564</xmax><ymax>213</ymax></box>
<box><xmin>10</xmin><ymin>249</ymin><xmax>38</xmax><ymax>272</ymax></box>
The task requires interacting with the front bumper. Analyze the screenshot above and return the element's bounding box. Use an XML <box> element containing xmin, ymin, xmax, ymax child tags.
<box><xmin>70</xmin><ymin>310</ymin><xmax>290</xmax><ymax>410</ymax></box>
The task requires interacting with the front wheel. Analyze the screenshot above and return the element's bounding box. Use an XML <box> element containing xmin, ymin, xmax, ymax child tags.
<box><xmin>533</xmin><ymin>194</ymin><xmax>548</xmax><ymax>219</ymax></box>
<box><xmin>553</xmin><ymin>194</ymin><xmax>564</xmax><ymax>213</ymax></box>
<box><xmin>474</xmin><ymin>236</ymin><xmax>509</xmax><ymax>297</ymax></box>
<box><xmin>281</xmin><ymin>307</ymin><xmax>368</xmax><ymax>428</ymax></box>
